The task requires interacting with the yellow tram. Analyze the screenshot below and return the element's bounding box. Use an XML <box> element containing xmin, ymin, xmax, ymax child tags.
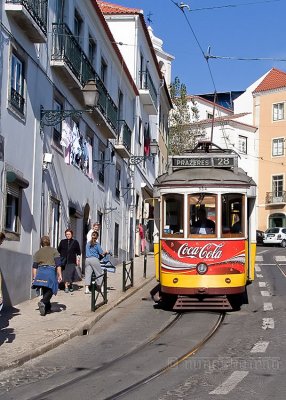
<box><xmin>153</xmin><ymin>142</ymin><xmax>257</xmax><ymax>310</ymax></box>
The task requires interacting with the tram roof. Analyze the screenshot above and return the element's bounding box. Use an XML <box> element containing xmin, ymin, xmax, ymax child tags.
<box><xmin>154</xmin><ymin>167</ymin><xmax>256</xmax><ymax>188</ymax></box>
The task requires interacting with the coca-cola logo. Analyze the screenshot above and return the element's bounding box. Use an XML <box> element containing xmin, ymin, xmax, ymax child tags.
<box><xmin>178</xmin><ymin>243</ymin><xmax>224</xmax><ymax>260</ymax></box>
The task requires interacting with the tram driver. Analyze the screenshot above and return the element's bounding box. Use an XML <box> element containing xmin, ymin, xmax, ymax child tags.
<box><xmin>191</xmin><ymin>207</ymin><xmax>215</xmax><ymax>234</ymax></box>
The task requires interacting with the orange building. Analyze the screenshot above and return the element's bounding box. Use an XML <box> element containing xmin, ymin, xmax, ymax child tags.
<box><xmin>253</xmin><ymin>68</ymin><xmax>286</xmax><ymax>230</ymax></box>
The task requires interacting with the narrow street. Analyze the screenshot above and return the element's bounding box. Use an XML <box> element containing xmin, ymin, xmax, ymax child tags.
<box><xmin>0</xmin><ymin>246</ymin><xmax>285</xmax><ymax>400</ymax></box>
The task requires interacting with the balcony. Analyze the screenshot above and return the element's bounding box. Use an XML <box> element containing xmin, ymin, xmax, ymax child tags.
<box><xmin>51</xmin><ymin>23</ymin><xmax>118</xmax><ymax>139</ymax></box>
<box><xmin>51</xmin><ymin>23</ymin><xmax>94</xmax><ymax>88</ymax></box>
<box><xmin>95</xmin><ymin>76</ymin><xmax>118</xmax><ymax>139</ymax></box>
<box><xmin>139</xmin><ymin>70</ymin><xmax>157</xmax><ymax>115</ymax></box>
<box><xmin>5</xmin><ymin>0</ymin><xmax>47</xmax><ymax>43</ymax></box>
<box><xmin>266</xmin><ymin>191</ymin><xmax>286</xmax><ymax>206</ymax></box>
<box><xmin>113</xmin><ymin>120</ymin><xmax>132</xmax><ymax>158</ymax></box>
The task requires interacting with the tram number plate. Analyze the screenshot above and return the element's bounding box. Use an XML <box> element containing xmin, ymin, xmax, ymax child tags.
<box><xmin>172</xmin><ymin>156</ymin><xmax>235</xmax><ymax>168</ymax></box>
<box><xmin>213</xmin><ymin>157</ymin><xmax>235</xmax><ymax>167</ymax></box>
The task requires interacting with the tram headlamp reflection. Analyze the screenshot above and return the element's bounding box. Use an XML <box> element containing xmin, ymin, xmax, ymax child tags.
<box><xmin>196</xmin><ymin>263</ymin><xmax>208</xmax><ymax>275</ymax></box>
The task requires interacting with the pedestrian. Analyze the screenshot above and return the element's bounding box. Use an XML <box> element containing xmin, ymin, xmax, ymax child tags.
<box><xmin>0</xmin><ymin>232</ymin><xmax>6</xmax><ymax>311</ymax></box>
<box><xmin>85</xmin><ymin>231</ymin><xmax>107</xmax><ymax>294</ymax></box>
<box><xmin>57</xmin><ymin>229</ymin><xmax>81</xmax><ymax>293</ymax></box>
<box><xmin>86</xmin><ymin>221</ymin><xmax>101</xmax><ymax>242</ymax></box>
<box><xmin>32</xmin><ymin>235</ymin><xmax>62</xmax><ymax>316</ymax></box>
<box><xmin>139</xmin><ymin>223</ymin><xmax>146</xmax><ymax>254</ymax></box>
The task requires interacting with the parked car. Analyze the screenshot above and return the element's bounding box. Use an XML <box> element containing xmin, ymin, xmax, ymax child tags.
<box><xmin>256</xmin><ymin>230</ymin><xmax>265</xmax><ymax>245</ymax></box>
<box><xmin>263</xmin><ymin>227</ymin><xmax>286</xmax><ymax>247</ymax></box>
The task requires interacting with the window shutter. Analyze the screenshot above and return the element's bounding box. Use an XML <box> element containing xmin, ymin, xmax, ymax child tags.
<box><xmin>7</xmin><ymin>182</ymin><xmax>20</xmax><ymax>197</ymax></box>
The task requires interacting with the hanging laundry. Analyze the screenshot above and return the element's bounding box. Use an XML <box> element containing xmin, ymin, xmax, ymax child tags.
<box><xmin>144</xmin><ymin>123</ymin><xmax>151</xmax><ymax>156</ymax></box>
<box><xmin>60</xmin><ymin>120</ymin><xmax>72</xmax><ymax>148</ymax></box>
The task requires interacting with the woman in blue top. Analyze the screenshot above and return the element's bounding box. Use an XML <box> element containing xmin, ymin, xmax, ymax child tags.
<box><xmin>85</xmin><ymin>231</ymin><xmax>107</xmax><ymax>294</ymax></box>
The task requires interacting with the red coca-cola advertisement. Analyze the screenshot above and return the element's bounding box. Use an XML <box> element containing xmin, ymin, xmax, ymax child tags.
<box><xmin>161</xmin><ymin>239</ymin><xmax>245</xmax><ymax>275</ymax></box>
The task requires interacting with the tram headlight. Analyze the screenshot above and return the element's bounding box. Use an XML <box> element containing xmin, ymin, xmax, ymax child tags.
<box><xmin>196</xmin><ymin>263</ymin><xmax>208</xmax><ymax>275</ymax></box>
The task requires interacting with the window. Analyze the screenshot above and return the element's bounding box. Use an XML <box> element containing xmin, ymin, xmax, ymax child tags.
<box><xmin>273</xmin><ymin>103</ymin><xmax>284</xmax><ymax>121</ymax></box>
<box><xmin>272</xmin><ymin>138</ymin><xmax>284</xmax><ymax>156</ymax></box>
<box><xmin>221</xmin><ymin>194</ymin><xmax>244</xmax><ymax>237</ymax></box>
<box><xmin>10</xmin><ymin>53</ymin><xmax>25</xmax><ymax>114</ymax></box>
<box><xmin>207</xmin><ymin>112</ymin><xmax>213</xmax><ymax>119</ymax></box>
<box><xmin>100</xmin><ymin>57</ymin><xmax>107</xmax><ymax>83</ymax></box>
<box><xmin>53</xmin><ymin>99</ymin><xmax>63</xmax><ymax>144</ymax></box>
<box><xmin>98</xmin><ymin>148</ymin><xmax>105</xmax><ymax>184</ymax></box>
<box><xmin>115</xmin><ymin>167</ymin><xmax>120</xmax><ymax>199</ymax></box>
<box><xmin>74</xmin><ymin>10</ymin><xmax>83</xmax><ymax>44</ymax></box>
<box><xmin>238</xmin><ymin>135</ymin><xmax>247</xmax><ymax>154</ymax></box>
<box><xmin>189</xmin><ymin>194</ymin><xmax>216</xmax><ymax>236</ymax></box>
<box><xmin>55</xmin><ymin>0</ymin><xmax>65</xmax><ymax>23</ymax></box>
<box><xmin>114</xmin><ymin>223</ymin><xmax>119</xmax><ymax>257</ymax></box>
<box><xmin>139</xmin><ymin>53</ymin><xmax>144</xmax><ymax>88</ymax></box>
<box><xmin>49</xmin><ymin>197</ymin><xmax>60</xmax><ymax>247</ymax></box>
<box><xmin>88</xmin><ymin>35</ymin><xmax>97</xmax><ymax>66</ymax></box>
<box><xmin>162</xmin><ymin>194</ymin><xmax>184</xmax><ymax>237</ymax></box>
<box><xmin>272</xmin><ymin>175</ymin><xmax>283</xmax><ymax>199</ymax></box>
<box><xmin>138</xmin><ymin>117</ymin><xmax>142</xmax><ymax>144</ymax></box>
<box><xmin>5</xmin><ymin>182</ymin><xmax>22</xmax><ymax>234</ymax></box>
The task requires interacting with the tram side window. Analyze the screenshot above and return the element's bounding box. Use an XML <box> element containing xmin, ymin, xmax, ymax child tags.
<box><xmin>221</xmin><ymin>194</ymin><xmax>245</xmax><ymax>237</ymax></box>
<box><xmin>163</xmin><ymin>194</ymin><xmax>184</xmax><ymax>237</ymax></box>
<box><xmin>189</xmin><ymin>194</ymin><xmax>217</xmax><ymax>236</ymax></box>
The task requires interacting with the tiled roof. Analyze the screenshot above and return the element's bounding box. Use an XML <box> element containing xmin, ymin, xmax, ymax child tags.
<box><xmin>253</xmin><ymin>68</ymin><xmax>286</xmax><ymax>93</ymax></box>
<box><xmin>97</xmin><ymin>1</ymin><xmax>142</xmax><ymax>15</ymax></box>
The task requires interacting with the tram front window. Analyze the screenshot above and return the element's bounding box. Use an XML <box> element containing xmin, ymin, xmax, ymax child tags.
<box><xmin>189</xmin><ymin>194</ymin><xmax>216</xmax><ymax>236</ymax></box>
<box><xmin>222</xmin><ymin>194</ymin><xmax>245</xmax><ymax>237</ymax></box>
<box><xmin>163</xmin><ymin>194</ymin><xmax>184</xmax><ymax>237</ymax></box>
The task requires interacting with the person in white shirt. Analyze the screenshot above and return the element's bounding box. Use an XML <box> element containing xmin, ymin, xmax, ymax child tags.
<box><xmin>87</xmin><ymin>222</ymin><xmax>100</xmax><ymax>242</ymax></box>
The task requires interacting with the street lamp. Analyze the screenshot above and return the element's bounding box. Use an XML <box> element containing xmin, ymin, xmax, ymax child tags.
<box><xmin>40</xmin><ymin>79</ymin><xmax>100</xmax><ymax>129</ymax></box>
<box><xmin>129</xmin><ymin>139</ymin><xmax>159</xmax><ymax>165</ymax></box>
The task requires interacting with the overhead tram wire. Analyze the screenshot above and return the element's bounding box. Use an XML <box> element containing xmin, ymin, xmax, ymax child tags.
<box><xmin>170</xmin><ymin>1</ymin><xmax>218</xmax><ymax>141</ymax></box>
<box><xmin>204</xmin><ymin>53</ymin><xmax>286</xmax><ymax>62</ymax></box>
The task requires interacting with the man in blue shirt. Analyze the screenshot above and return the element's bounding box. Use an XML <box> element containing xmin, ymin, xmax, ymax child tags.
<box><xmin>85</xmin><ymin>231</ymin><xmax>107</xmax><ymax>294</ymax></box>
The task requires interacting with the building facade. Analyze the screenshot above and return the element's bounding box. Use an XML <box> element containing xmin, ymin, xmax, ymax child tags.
<box><xmin>252</xmin><ymin>68</ymin><xmax>286</xmax><ymax>230</ymax></box>
<box><xmin>98</xmin><ymin>1</ymin><xmax>173</xmax><ymax>254</ymax></box>
<box><xmin>0</xmin><ymin>0</ymin><xmax>172</xmax><ymax>306</ymax></box>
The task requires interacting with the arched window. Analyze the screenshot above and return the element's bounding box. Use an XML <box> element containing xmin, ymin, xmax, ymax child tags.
<box><xmin>269</xmin><ymin>213</ymin><xmax>286</xmax><ymax>228</ymax></box>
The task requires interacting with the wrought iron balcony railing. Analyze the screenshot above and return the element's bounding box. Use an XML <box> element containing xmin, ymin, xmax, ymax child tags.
<box><xmin>51</xmin><ymin>23</ymin><xmax>118</xmax><ymax>134</ymax></box>
<box><xmin>266</xmin><ymin>191</ymin><xmax>286</xmax><ymax>204</ymax></box>
<box><xmin>6</xmin><ymin>0</ymin><xmax>48</xmax><ymax>35</ymax></box>
<box><xmin>10</xmin><ymin>88</ymin><xmax>25</xmax><ymax>114</ymax></box>
<box><xmin>95</xmin><ymin>76</ymin><xmax>118</xmax><ymax>133</ymax></box>
<box><xmin>117</xmin><ymin>120</ymin><xmax>132</xmax><ymax>152</ymax></box>
<box><xmin>139</xmin><ymin>69</ymin><xmax>157</xmax><ymax>107</ymax></box>
<box><xmin>51</xmin><ymin>23</ymin><xmax>94</xmax><ymax>85</ymax></box>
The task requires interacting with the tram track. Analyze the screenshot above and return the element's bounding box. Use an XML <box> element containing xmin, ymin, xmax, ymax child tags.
<box><xmin>22</xmin><ymin>313</ymin><xmax>183</xmax><ymax>400</ymax></box>
<box><xmin>104</xmin><ymin>312</ymin><xmax>225</xmax><ymax>400</ymax></box>
<box><xmin>2</xmin><ymin>310</ymin><xmax>225</xmax><ymax>400</ymax></box>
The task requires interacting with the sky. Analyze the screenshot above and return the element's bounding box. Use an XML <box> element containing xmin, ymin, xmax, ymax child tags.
<box><xmin>107</xmin><ymin>0</ymin><xmax>286</xmax><ymax>95</ymax></box>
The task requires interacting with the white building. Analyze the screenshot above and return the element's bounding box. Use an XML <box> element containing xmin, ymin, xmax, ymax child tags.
<box><xmin>98</xmin><ymin>1</ymin><xmax>173</xmax><ymax>253</ymax></box>
<box><xmin>186</xmin><ymin>95</ymin><xmax>258</xmax><ymax>183</ymax></box>
<box><xmin>0</xmin><ymin>0</ymin><xmax>172</xmax><ymax>306</ymax></box>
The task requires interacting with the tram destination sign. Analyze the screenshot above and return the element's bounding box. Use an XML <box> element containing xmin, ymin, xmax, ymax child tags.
<box><xmin>172</xmin><ymin>155</ymin><xmax>236</xmax><ymax>168</ymax></box>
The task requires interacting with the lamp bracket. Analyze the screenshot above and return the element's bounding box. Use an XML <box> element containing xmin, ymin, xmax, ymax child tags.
<box><xmin>129</xmin><ymin>155</ymin><xmax>154</xmax><ymax>166</ymax></box>
<box><xmin>40</xmin><ymin>108</ymin><xmax>93</xmax><ymax>128</ymax></box>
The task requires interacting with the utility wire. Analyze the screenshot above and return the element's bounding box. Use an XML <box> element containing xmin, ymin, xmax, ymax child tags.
<box><xmin>190</xmin><ymin>0</ymin><xmax>282</xmax><ymax>12</ymax></box>
<box><xmin>170</xmin><ymin>1</ymin><xmax>217</xmax><ymax>92</ymax></box>
<box><xmin>205</xmin><ymin>54</ymin><xmax>286</xmax><ymax>62</ymax></box>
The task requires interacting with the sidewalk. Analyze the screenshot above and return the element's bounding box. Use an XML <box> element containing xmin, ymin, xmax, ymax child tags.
<box><xmin>0</xmin><ymin>255</ymin><xmax>155</xmax><ymax>372</ymax></box>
